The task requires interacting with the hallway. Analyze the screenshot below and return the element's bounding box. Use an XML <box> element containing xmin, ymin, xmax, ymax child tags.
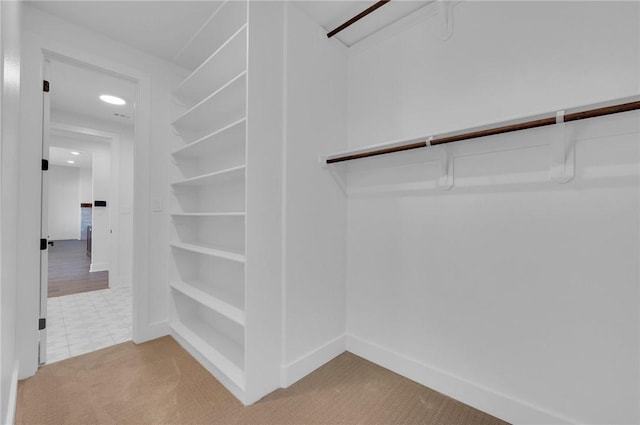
<box><xmin>48</xmin><ymin>239</ymin><xmax>108</xmax><ymax>298</ymax></box>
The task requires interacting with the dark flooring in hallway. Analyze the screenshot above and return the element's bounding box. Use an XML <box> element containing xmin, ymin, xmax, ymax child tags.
<box><xmin>48</xmin><ymin>239</ymin><xmax>108</xmax><ymax>297</ymax></box>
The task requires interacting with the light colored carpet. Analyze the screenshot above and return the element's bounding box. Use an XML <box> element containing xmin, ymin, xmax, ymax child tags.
<box><xmin>17</xmin><ymin>336</ymin><xmax>509</xmax><ymax>425</ymax></box>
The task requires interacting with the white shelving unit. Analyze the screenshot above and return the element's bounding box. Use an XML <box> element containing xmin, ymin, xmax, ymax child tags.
<box><xmin>168</xmin><ymin>0</ymin><xmax>284</xmax><ymax>405</ymax></box>
<box><xmin>169</xmin><ymin>0</ymin><xmax>249</xmax><ymax>403</ymax></box>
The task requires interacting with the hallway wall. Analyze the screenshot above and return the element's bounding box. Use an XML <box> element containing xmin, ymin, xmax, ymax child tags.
<box><xmin>48</xmin><ymin>164</ymin><xmax>81</xmax><ymax>240</ymax></box>
<box><xmin>0</xmin><ymin>1</ymin><xmax>21</xmax><ymax>423</ymax></box>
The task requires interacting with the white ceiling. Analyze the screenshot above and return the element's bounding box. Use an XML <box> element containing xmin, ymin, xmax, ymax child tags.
<box><xmin>49</xmin><ymin>59</ymin><xmax>137</xmax><ymax>127</ymax></box>
<box><xmin>28</xmin><ymin>1</ymin><xmax>223</xmax><ymax>63</ymax></box>
<box><xmin>28</xmin><ymin>1</ymin><xmax>432</xmax><ymax>55</ymax></box>
<box><xmin>31</xmin><ymin>1</ymin><xmax>432</xmax><ymax>129</ymax></box>
<box><xmin>294</xmin><ymin>1</ymin><xmax>432</xmax><ymax>46</ymax></box>
<box><xmin>49</xmin><ymin>146</ymin><xmax>93</xmax><ymax>168</ymax></box>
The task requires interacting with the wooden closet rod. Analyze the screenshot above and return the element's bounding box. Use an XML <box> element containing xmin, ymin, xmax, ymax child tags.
<box><xmin>327</xmin><ymin>1</ymin><xmax>391</xmax><ymax>38</ymax></box>
<box><xmin>326</xmin><ymin>99</ymin><xmax>640</xmax><ymax>164</ymax></box>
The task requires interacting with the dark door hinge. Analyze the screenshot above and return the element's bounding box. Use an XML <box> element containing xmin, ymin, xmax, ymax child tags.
<box><xmin>43</xmin><ymin>80</ymin><xmax>50</xmax><ymax>92</ymax></box>
<box><xmin>40</xmin><ymin>239</ymin><xmax>47</xmax><ymax>250</ymax></box>
<box><xmin>38</xmin><ymin>318</ymin><xmax>46</xmax><ymax>330</ymax></box>
<box><xmin>42</xmin><ymin>159</ymin><xmax>49</xmax><ymax>171</ymax></box>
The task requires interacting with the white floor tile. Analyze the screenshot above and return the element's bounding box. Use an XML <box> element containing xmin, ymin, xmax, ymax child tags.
<box><xmin>46</xmin><ymin>281</ymin><xmax>132</xmax><ymax>364</ymax></box>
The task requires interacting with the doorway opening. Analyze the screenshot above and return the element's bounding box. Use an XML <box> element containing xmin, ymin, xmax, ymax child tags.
<box><xmin>42</xmin><ymin>57</ymin><xmax>136</xmax><ymax>364</ymax></box>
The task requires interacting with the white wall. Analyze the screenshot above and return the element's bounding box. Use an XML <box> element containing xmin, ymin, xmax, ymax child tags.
<box><xmin>280</xmin><ymin>3</ymin><xmax>348</xmax><ymax>386</ymax></box>
<box><xmin>48</xmin><ymin>164</ymin><xmax>80</xmax><ymax>240</ymax></box>
<box><xmin>0</xmin><ymin>1</ymin><xmax>21</xmax><ymax>423</ymax></box>
<box><xmin>18</xmin><ymin>4</ymin><xmax>177</xmax><ymax>378</ymax></box>
<box><xmin>79</xmin><ymin>166</ymin><xmax>91</xmax><ymax>204</ymax></box>
<box><xmin>346</xmin><ymin>2</ymin><xmax>639</xmax><ymax>424</ymax></box>
<box><xmin>52</xmin><ymin>111</ymin><xmax>135</xmax><ymax>284</ymax></box>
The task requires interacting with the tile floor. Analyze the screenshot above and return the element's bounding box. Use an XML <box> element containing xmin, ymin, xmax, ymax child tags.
<box><xmin>45</xmin><ymin>281</ymin><xmax>132</xmax><ymax>364</ymax></box>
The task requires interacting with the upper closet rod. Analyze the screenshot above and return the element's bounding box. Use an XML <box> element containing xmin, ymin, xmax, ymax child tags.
<box><xmin>327</xmin><ymin>0</ymin><xmax>390</xmax><ymax>38</ymax></box>
<box><xmin>326</xmin><ymin>99</ymin><xmax>640</xmax><ymax>164</ymax></box>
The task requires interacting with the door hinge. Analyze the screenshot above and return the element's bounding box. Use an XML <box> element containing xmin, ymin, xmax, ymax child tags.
<box><xmin>40</xmin><ymin>238</ymin><xmax>47</xmax><ymax>250</ymax></box>
<box><xmin>38</xmin><ymin>318</ymin><xmax>46</xmax><ymax>330</ymax></box>
<box><xmin>43</xmin><ymin>80</ymin><xmax>50</xmax><ymax>92</ymax></box>
<box><xmin>42</xmin><ymin>159</ymin><xmax>49</xmax><ymax>171</ymax></box>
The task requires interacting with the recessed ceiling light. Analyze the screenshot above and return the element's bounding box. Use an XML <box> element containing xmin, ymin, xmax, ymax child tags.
<box><xmin>99</xmin><ymin>94</ymin><xmax>126</xmax><ymax>106</ymax></box>
<box><xmin>71</xmin><ymin>151</ymin><xmax>80</xmax><ymax>155</ymax></box>
<box><xmin>67</xmin><ymin>160</ymin><xmax>75</xmax><ymax>164</ymax></box>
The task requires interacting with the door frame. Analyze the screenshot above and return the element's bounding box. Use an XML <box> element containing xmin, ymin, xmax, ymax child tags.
<box><xmin>38</xmin><ymin>47</ymin><xmax>150</xmax><ymax>345</ymax></box>
<box><xmin>49</xmin><ymin>121</ymin><xmax>123</xmax><ymax>287</ymax></box>
<box><xmin>16</xmin><ymin>32</ymin><xmax>156</xmax><ymax>377</ymax></box>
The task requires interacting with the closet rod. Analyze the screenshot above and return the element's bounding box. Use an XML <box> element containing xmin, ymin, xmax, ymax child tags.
<box><xmin>327</xmin><ymin>1</ymin><xmax>390</xmax><ymax>38</ymax></box>
<box><xmin>326</xmin><ymin>99</ymin><xmax>640</xmax><ymax>164</ymax></box>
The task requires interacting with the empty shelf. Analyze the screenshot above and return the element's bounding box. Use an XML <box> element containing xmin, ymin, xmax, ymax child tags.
<box><xmin>171</xmin><ymin>165</ymin><xmax>245</xmax><ymax>187</ymax></box>
<box><xmin>171</xmin><ymin>320</ymin><xmax>245</xmax><ymax>390</ymax></box>
<box><xmin>172</xmin><ymin>72</ymin><xmax>246</xmax><ymax>143</ymax></box>
<box><xmin>170</xmin><ymin>212</ymin><xmax>245</xmax><ymax>217</ymax></box>
<box><xmin>173</xmin><ymin>0</ymin><xmax>248</xmax><ymax>71</ymax></box>
<box><xmin>174</xmin><ymin>25</ymin><xmax>247</xmax><ymax>106</ymax></box>
<box><xmin>171</xmin><ymin>118</ymin><xmax>246</xmax><ymax>160</ymax></box>
<box><xmin>171</xmin><ymin>281</ymin><xmax>245</xmax><ymax>326</ymax></box>
<box><xmin>171</xmin><ymin>241</ymin><xmax>245</xmax><ymax>263</ymax></box>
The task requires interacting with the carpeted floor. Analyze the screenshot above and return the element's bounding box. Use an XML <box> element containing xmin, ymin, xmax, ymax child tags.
<box><xmin>17</xmin><ymin>336</ymin><xmax>509</xmax><ymax>425</ymax></box>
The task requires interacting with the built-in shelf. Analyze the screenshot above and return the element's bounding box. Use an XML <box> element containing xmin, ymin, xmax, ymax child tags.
<box><xmin>174</xmin><ymin>25</ymin><xmax>247</xmax><ymax>106</ymax></box>
<box><xmin>171</xmin><ymin>320</ymin><xmax>245</xmax><ymax>390</ymax></box>
<box><xmin>171</xmin><ymin>212</ymin><xmax>245</xmax><ymax>217</ymax></box>
<box><xmin>173</xmin><ymin>0</ymin><xmax>248</xmax><ymax>71</ymax></box>
<box><xmin>171</xmin><ymin>118</ymin><xmax>246</xmax><ymax>160</ymax></box>
<box><xmin>171</xmin><ymin>241</ymin><xmax>245</xmax><ymax>263</ymax></box>
<box><xmin>172</xmin><ymin>71</ymin><xmax>247</xmax><ymax>143</ymax></box>
<box><xmin>171</xmin><ymin>280</ymin><xmax>245</xmax><ymax>326</ymax></box>
<box><xmin>171</xmin><ymin>165</ymin><xmax>245</xmax><ymax>187</ymax></box>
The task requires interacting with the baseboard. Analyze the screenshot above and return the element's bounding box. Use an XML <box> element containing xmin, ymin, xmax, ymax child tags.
<box><xmin>89</xmin><ymin>262</ymin><xmax>109</xmax><ymax>272</ymax></box>
<box><xmin>346</xmin><ymin>334</ymin><xmax>577</xmax><ymax>425</ymax></box>
<box><xmin>4</xmin><ymin>361</ymin><xmax>19</xmax><ymax>425</ymax></box>
<box><xmin>133</xmin><ymin>320</ymin><xmax>169</xmax><ymax>344</ymax></box>
<box><xmin>281</xmin><ymin>334</ymin><xmax>346</xmax><ymax>388</ymax></box>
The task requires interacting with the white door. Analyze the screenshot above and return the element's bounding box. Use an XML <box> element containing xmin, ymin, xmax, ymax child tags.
<box><xmin>38</xmin><ymin>59</ymin><xmax>51</xmax><ymax>364</ymax></box>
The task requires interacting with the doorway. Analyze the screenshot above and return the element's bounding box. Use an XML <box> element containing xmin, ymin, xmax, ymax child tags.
<box><xmin>41</xmin><ymin>57</ymin><xmax>136</xmax><ymax>364</ymax></box>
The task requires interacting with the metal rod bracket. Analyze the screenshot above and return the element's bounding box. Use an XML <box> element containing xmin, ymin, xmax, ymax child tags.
<box><xmin>438</xmin><ymin>0</ymin><xmax>455</xmax><ymax>41</ymax></box>
<box><xmin>438</xmin><ymin>146</ymin><xmax>454</xmax><ymax>190</ymax></box>
<box><xmin>549</xmin><ymin>110</ymin><xmax>575</xmax><ymax>184</ymax></box>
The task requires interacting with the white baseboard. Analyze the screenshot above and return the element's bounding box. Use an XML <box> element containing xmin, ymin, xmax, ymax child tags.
<box><xmin>4</xmin><ymin>361</ymin><xmax>19</xmax><ymax>425</ymax></box>
<box><xmin>280</xmin><ymin>334</ymin><xmax>346</xmax><ymax>388</ymax></box>
<box><xmin>133</xmin><ymin>320</ymin><xmax>169</xmax><ymax>344</ymax></box>
<box><xmin>89</xmin><ymin>262</ymin><xmax>109</xmax><ymax>272</ymax></box>
<box><xmin>346</xmin><ymin>334</ymin><xmax>577</xmax><ymax>425</ymax></box>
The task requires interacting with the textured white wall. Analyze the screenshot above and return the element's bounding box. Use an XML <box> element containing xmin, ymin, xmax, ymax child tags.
<box><xmin>48</xmin><ymin>164</ymin><xmax>81</xmax><ymax>240</ymax></box>
<box><xmin>346</xmin><ymin>2</ymin><xmax>639</xmax><ymax>424</ymax></box>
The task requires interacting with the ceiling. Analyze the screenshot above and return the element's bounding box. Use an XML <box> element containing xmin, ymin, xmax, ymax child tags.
<box><xmin>49</xmin><ymin>146</ymin><xmax>93</xmax><ymax>168</ymax></box>
<box><xmin>295</xmin><ymin>1</ymin><xmax>431</xmax><ymax>46</ymax></box>
<box><xmin>28</xmin><ymin>1</ymin><xmax>223</xmax><ymax>63</ymax></box>
<box><xmin>30</xmin><ymin>1</ymin><xmax>432</xmax><ymax>133</ymax></box>
<box><xmin>28</xmin><ymin>1</ymin><xmax>432</xmax><ymax>55</ymax></box>
<box><xmin>49</xmin><ymin>59</ymin><xmax>137</xmax><ymax>127</ymax></box>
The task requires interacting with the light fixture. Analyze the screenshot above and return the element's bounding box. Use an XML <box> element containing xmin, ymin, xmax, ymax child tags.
<box><xmin>99</xmin><ymin>94</ymin><xmax>126</xmax><ymax>106</ymax></box>
<box><xmin>71</xmin><ymin>151</ymin><xmax>80</xmax><ymax>155</ymax></box>
<box><xmin>67</xmin><ymin>160</ymin><xmax>75</xmax><ymax>164</ymax></box>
